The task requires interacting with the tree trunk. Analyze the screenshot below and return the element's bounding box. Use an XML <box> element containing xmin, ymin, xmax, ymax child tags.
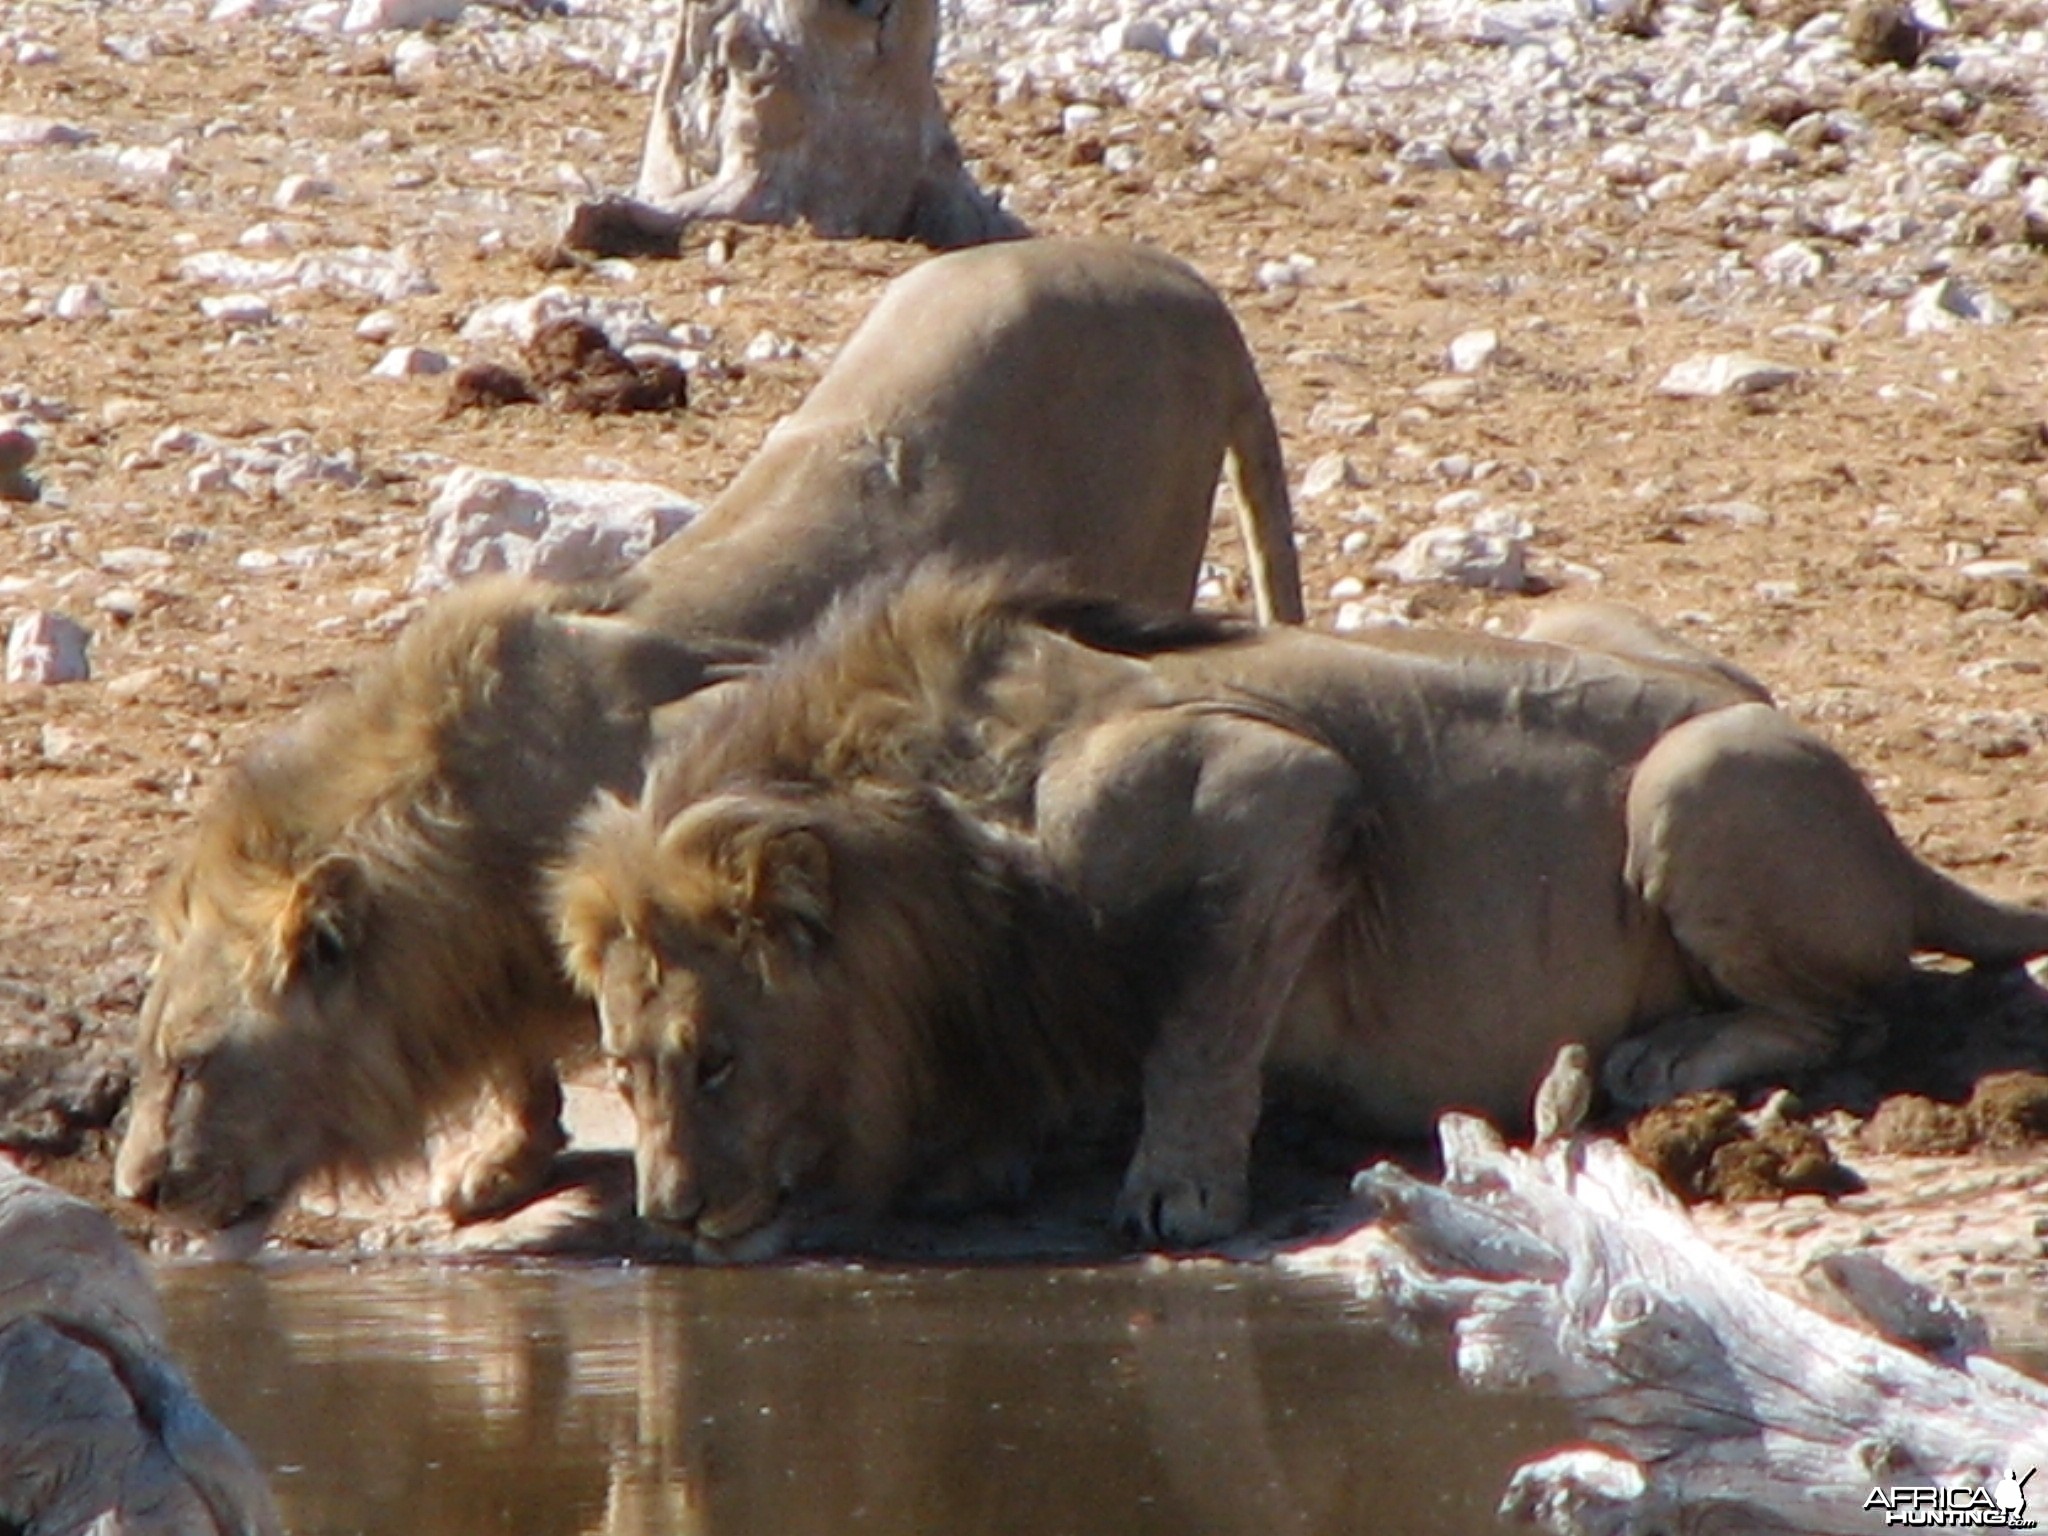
<box><xmin>1286</xmin><ymin>1049</ymin><xmax>2048</xmax><ymax>1536</ymax></box>
<box><xmin>566</xmin><ymin>0</ymin><xmax>1025</xmax><ymax>258</ymax></box>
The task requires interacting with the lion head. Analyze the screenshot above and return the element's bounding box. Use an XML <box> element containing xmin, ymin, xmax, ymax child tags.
<box><xmin>552</xmin><ymin>771</ymin><xmax>1139</xmax><ymax>1262</ymax></box>
<box><xmin>116</xmin><ymin>578</ymin><xmax>729</xmax><ymax>1235</ymax></box>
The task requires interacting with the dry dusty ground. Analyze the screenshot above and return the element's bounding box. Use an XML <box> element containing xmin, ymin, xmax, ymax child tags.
<box><xmin>5</xmin><ymin>6</ymin><xmax>2048</xmax><ymax>1330</ymax></box>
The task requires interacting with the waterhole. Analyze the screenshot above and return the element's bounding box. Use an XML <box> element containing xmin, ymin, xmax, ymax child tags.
<box><xmin>159</xmin><ymin>1260</ymin><xmax>1571</xmax><ymax>1535</ymax></box>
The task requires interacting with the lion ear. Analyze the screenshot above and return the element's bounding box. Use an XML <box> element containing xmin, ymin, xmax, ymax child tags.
<box><xmin>552</xmin><ymin>791</ymin><xmax>639</xmax><ymax>996</ymax></box>
<box><xmin>748</xmin><ymin>826</ymin><xmax>833</xmax><ymax>956</ymax></box>
<box><xmin>277</xmin><ymin>854</ymin><xmax>368</xmax><ymax>982</ymax></box>
<box><xmin>556</xmin><ymin>613</ymin><xmax>766</xmax><ymax>711</ymax></box>
<box><xmin>684</xmin><ymin>817</ymin><xmax>834</xmax><ymax>960</ymax></box>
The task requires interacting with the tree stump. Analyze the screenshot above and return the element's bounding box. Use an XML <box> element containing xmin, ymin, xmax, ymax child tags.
<box><xmin>566</xmin><ymin>0</ymin><xmax>1025</xmax><ymax>258</ymax></box>
<box><xmin>0</xmin><ymin>1161</ymin><xmax>282</xmax><ymax>1536</ymax></box>
<box><xmin>1286</xmin><ymin>1047</ymin><xmax>2048</xmax><ymax>1536</ymax></box>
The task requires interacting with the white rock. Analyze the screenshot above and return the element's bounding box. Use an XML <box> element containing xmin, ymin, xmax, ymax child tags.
<box><xmin>1447</xmin><ymin>328</ymin><xmax>1500</xmax><ymax>374</ymax></box>
<box><xmin>356</xmin><ymin>309</ymin><xmax>401</xmax><ymax>344</ymax></box>
<box><xmin>743</xmin><ymin>330</ymin><xmax>802</xmax><ymax>363</ymax></box>
<box><xmin>370</xmin><ymin>345</ymin><xmax>451</xmax><ymax>378</ymax></box>
<box><xmin>1381</xmin><ymin>518</ymin><xmax>1534</xmax><ymax>592</ymax></box>
<box><xmin>1676</xmin><ymin>500</ymin><xmax>1773</xmax><ymax>528</ymax></box>
<box><xmin>236</xmin><ymin>221</ymin><xmax>299</xmax><ymax>250</ymax></box>
<box><xmin>274</xmin><ymin>173</ymin><xmax>341</xmax><ymax>209</ymax></box>
<box><xmin>209</xmin><ymin>0</ymin><xmax>283</xmax><ymax>18</ymax></box>
<box><xmin>1329</xmin><ymin>576</ymin><xmax>1367</xmax><ymax>601</ymax></box>
<box><xmin>1655</xmin><ymin>353</ymin><xmax>1801</xmax><ymax>399</ymax></box>
<box><xmin>413</xmin><ymin>467</ymin><xmax>701</xmax><ymax>592</ymax></box>
<box><xmin>1167</xmin><ymin>19</ymin><xmax>1218</xmax><ymax>60</ymax></box>
<box><xmin>341</xmin><ymin>0</ymin><xmax>468</xmax><ymax>32</ymax></box>
<box><xmin>15</xmin><ymin>43</ymin><xmax>60</xmax><ymax>66</ymax></box>
<box><xmin>200</xmin><ymin>293</ymin><xmax>276</xmax><ymax>326</ymax></box>
<box><xmin>1299</xmin><ymin>451</ymin><xmax>1360</xmax><ymax>501</ymax></box>
<box><xmin>458</xmin><ymin>288</ymin><xmax>677</xmax><ymax>352</ymax></box>
<box><xmin>272</xmin><ymin>450</ymin><xmax>362</xmax><ymax>496</ymax></box>
<box><xmin>1103</xmin><ymin>17</ymin><xmax>1170</xmax><ymax>56</ymax></box>
<box><xmin>1333</xmin><ymin>596</ymin><xmax>1412</xmax><ymax>632</ymax></box>
<box><xmin>114</xmin><ymin>143</ymin><xmax>184</xmax><ymax>179</ymax></box>
<box><xmin>98</xmin><ymin>546</ymin><xmax>175</xmax><ymax>574</ymax></box>
<box><xmin>0</xmin><ymin>116</ymin><xmax>93</xmax><ymax>149</ymax></box>
<box><xmin>1758</xmin><ymin>241</ymin><xmax>1828</xmax><ymax>286</ymax></box>
<box><xmin>52</xmin><ymin>283</ymin><xmax>110</xmax><ymax>321</ymax></box>
<box><xmin>1904</xmin><ymin>277</ymin><xmax>2013</xmax><ymax>334</ymax></box>
<box><xmin>6</xmin><ymin>611</ymin><xmax>90</xmax><ymax>684</ymax></box>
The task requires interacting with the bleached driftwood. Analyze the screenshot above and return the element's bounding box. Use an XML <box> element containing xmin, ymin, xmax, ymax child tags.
<box><xmin>566</xmin><ymin>0</ymin><xmax>1023</xmax><ymax>257</ymax></box>
<box><xmin>0</xmin><ymin>1161</ymin><xmax>281</xmax><ymax>1536</ymax></box>
<box><xmin>1289</xmin><ymin>1052</ymin><xmax>2048</xmax><ymax>1536</ymax></box>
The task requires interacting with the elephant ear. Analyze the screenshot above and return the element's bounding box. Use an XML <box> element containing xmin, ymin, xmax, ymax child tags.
<box><xmin>556</xmin><ymin>612</ymin><xmax>765</xmax><ymax>712</ymax></box>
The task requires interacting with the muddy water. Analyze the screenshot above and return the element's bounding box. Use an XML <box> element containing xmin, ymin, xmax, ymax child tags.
<box><xmin>159</xmin><ymin>1260</ymin><xmax>1573</xmax><ymax>1536</ymax></box>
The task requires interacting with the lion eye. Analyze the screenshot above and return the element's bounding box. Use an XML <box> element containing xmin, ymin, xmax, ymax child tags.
<box><xmin>698</xmin><ymin>1048</ymin><xmax>735</xmax><ymax>1094</ymax></box>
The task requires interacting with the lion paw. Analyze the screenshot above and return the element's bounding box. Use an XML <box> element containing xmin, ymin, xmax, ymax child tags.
<box><xmin>1113</xmin><ymin>1164</ymin><xmax>1248</xmax><ymax>1250</ymax></box>
<box><xmin>431</xmin><ymin>1119</ymin><xmax>568</xmax><ymax>1224</ymax></box>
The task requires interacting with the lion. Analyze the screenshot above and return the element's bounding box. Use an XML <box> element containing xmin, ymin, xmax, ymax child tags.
<box><xmin>115</xmin><ymin>237</ymin><xmax>1303</xmax><ymax>1240</ymax></box>
<box><xmin>551</xmin><ymin>568</ymin><xmax>2048</xmax><ymax>1256</ymax></box>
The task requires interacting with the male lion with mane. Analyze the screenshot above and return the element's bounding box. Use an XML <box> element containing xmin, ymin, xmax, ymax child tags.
<box><xmin>116</xmin><ymin>238</ymin><xmax>1302</xmax><ymax>1242</ymax></box>
<box><xmin>553</xmin><ymin>568</ymin><xmax>2048</xmax><ymax>1257</ymax></box>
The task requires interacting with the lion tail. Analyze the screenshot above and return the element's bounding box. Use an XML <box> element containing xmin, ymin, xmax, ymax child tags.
<box><xmin>1910</xmin><ymin>859</ymin><xmax>2048</xmax><ymax>968</ymax></box>
<box><xmin>1223</xmin><ymin>356</ymin><xmax>1306</xmax><ymax>626</ymax></box>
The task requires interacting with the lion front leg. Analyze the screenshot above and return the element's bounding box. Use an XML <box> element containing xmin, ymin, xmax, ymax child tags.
<box><xmin>429</xmin><ymin>1065</ymin><xmax>568</xmax><ymax>1223</ymax></box>
<box><xmin>1039</xmin><ymin>708</ymin><xmax>1363</xmax><ymax>1249</ymax></box>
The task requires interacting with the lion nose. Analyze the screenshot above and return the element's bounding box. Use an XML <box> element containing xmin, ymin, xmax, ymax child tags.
<box><xmin>636</xmin><ymin>1160</ymin><xmax>703</xmax><ymax>1229</ymax></box>
<box><xmin>114</xmin><ymin>1133</ymin><xmax>167</xmax><ymax>1210</ymax></box>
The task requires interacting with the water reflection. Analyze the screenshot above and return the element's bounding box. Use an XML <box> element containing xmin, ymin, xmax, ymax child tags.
<box><xmin>158</xmin><ymin>1261</ymin><xmax>1571</xmax><ymax>1536</ymax></box>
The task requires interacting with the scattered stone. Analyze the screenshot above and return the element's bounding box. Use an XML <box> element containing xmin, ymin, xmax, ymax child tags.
<box><xmin>743</xmin><ymin>329</ymin><xmax>802</xmax><ymax>364</ymax></box>
<box><xmin>5</xmin><ymin>611</ymin><xmax>90</xmax><ymax>684</ymax></box>
<box><xmin>355</xmin><ymin>309</ymin><xmax>401</xmax><ymax>344</ymax></box>
<box><xmin>341</xmin><ymin>0</ymin><xmax>469</xmax><ymax>31</ymax></box>
<box><xmin>97</xmin><ymin>546</ymin><xmax>174</xmax><ymax>575</ymax></box>
<box><xmin>178</xmin><ymin>246</ymin><xmax>434</xmax><ymax>305</ymax></box>
<box><xmin>1298</xmin><ymin>451</ymin><xmax>1360</xmax><ymax>501</ymax></box>
<box><xmin>199</xmin><ymin>293</ymin><xmax>276</xmax><ymax>327</ymax></box>
<box><xmin>1381</xmin><ymin>509</ymin><xmax>1536</xmax><ymax>592</ymax></box>
<box><xmin>1412</xmin><ymin>377</ymin><xmax>1481</xmax><ymax>411</ymax></box>
<box><xmin>1904</xmin><ymin>277</ymin><xmax>2014</xmax><ymax>335</ymax></box>
<box><xmin>371</xmin><ymin>345</ymin><xmax>452</xmax><ymax>378</ymax></box>
<box><xmin>51</xmin><ymin>283</ymin><xmax>109</xmax><ymax>322</ymax></box>
<box><xmin>1446</xmin><ymin>328</ymin><xmax>1500</xmax><ymax>374</ymax></box>
<box><xmin>0</xmin><ymin>116</ymin><xmax>93</xmax><ymax>149</ymax></box>
<box><xmin>1655</xmin><ymin>353</ymin><xmax>1801</xmax><ymax>399</ymax></box>
<box><xmin>457</xmin><ymin>287</ymin><xmax>684</xmax><ymax>355</ymax></box>
<box><xmin>1675</xmin><ymin>500</ymin><xmax>1773</xmax><ymax>529</ymax></box>
<box><xmin>412</xmin><ymin>466</ymin><xmax>699</xmax><ymax>591</ymax></box>
<box><xmin>273</xmin><ymin>173</ymin><xmax>341</xmax><ymax>210</ymax></box>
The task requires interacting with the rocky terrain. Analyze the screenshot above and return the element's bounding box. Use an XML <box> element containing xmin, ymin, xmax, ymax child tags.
<box><xmin>4</xmin><ymin>0</ymin><xmax>2048</xmax><ymax>1330</ymax></box>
